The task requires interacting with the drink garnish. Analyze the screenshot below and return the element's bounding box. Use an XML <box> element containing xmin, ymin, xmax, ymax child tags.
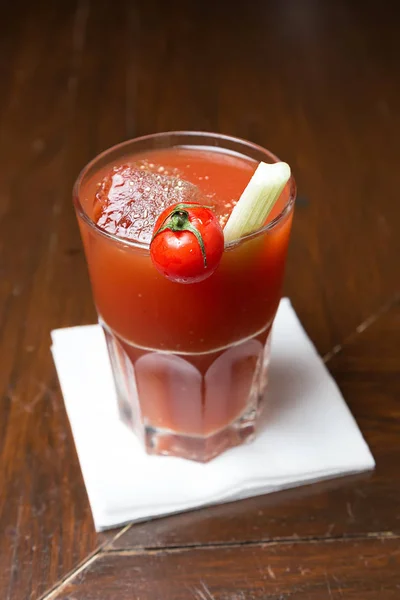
<box><xmin>150</xmin><ymin>203</ymin><xmax>224</xmax><ymax>284</ymax></box>
<box><xmin>223</xmin><ymin>161</ymin><xmax>291</xmax><ymax>243</ymax></box>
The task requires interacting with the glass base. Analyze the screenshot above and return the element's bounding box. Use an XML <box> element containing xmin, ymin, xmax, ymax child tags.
<box><xmin>103</xmin><ymin>323</ymin><xmax>272</xmax><ymax>462</ymax></box>
<box><xmin>144</xmin><ymin>404</ymin><xmax>258</xmax><ymax>462</ymax></box>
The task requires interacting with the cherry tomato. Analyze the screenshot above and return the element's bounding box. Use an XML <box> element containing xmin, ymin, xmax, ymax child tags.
<box><xmin>150</xmin><ymin>202</ymin><xmax>224</xmax><ymax>283</ymax></box>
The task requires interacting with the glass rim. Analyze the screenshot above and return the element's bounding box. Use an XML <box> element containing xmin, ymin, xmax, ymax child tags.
<box><xmin>73</xmin><ymin>130</ymin><xmax>297</xmax><ymax>251</ymax></box>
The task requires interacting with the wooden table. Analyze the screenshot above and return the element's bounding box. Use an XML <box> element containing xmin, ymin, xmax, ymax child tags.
<box><xmin>1</xmin><ymin>1</ymin><xmax>399</xmax><ymax>598</ymax></box>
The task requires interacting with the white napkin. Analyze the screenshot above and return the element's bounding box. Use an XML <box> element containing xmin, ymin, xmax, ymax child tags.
<box><xmin>51</xmin><ymin>298</ymin><xmax>375</xmax><ymax>531</ymax></box>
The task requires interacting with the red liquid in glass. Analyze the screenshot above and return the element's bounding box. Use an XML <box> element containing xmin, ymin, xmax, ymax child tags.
<box><xmin>78</xmin><ymin>146</ymin><xmax>293</xmax><ymax>460</ymax></box>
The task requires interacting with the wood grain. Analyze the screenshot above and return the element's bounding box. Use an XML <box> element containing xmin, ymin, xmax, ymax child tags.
<box><xmin>0</xmin><ymin>1</ymin><xmax>128</xmax><ymax>598</ymax></box>
<box><xmin>54</xmin><ymin>538</ymin><xmax>400</xmax><ymax>599</ymax></box>
<box><xmin>0</xmin><ymin>0</ymin><xmax>399</xmax><ymax>598</ymax></box>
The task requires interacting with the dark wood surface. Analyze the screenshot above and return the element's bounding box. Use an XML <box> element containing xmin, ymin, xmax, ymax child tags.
<box><xmin>0</xmin><ymin>1</ymin><xmax>399</xmax><ymax>599</ymax></box>
<box><xmin>52</xmin><ymin>538</ymin><xmax>400</xmax><ymax>600</ymax></box>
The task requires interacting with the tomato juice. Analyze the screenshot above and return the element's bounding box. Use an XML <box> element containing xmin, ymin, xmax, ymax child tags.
<box><xmin>74</xmin><ymin>132</ymin><xmax>296</xmax><ymax>461</ymax></box>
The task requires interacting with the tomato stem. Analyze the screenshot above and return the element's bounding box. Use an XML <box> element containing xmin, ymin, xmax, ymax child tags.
<box><xmin>152</xmin><ymin>204</ymin><xmax>208</xmax><ymax>267</ymax></box>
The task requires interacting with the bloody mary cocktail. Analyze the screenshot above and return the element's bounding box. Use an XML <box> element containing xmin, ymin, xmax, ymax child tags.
<box><xmin>74</xmin><ymin>132</ymin><xmax>296</xmax><ymax>461</ymax></box>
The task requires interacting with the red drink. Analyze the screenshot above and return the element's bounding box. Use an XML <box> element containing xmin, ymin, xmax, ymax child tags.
<box><xmin>74</xmin><ymin>132</ymin><xmax>296</xmax><ymax>461</ymax></box>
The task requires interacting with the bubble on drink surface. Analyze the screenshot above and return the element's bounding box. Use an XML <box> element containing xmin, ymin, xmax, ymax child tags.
<box><xmin>94</xmin><ymin>164</ymin><xmax>201</xmax><ymax>243</ymax></box>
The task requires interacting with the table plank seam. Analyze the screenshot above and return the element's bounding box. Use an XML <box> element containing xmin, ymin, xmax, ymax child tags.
<box><xmin>40</xmin><ymin>534</ymin><xmax>400</xmax><ymax>599</ymax></box>
<box><xmin>38</xmin><ymin>532</ymin><xmax>400</xmax><ymax>599</ymax></box>
<box><xmin>100</xmin><ymin>531</ymin><xmax>400</xmax><ymax>556</ymax></box>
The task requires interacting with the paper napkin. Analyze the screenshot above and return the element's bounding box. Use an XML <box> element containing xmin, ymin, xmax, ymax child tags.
<box><xmin>51</xmin><ymin>299</ymin><xmax>375</xmax><ymax>531</ymax></box>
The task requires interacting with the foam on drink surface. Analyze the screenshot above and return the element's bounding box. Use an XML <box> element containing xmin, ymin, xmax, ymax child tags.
<box><xmin>91</xmin><ymin>149</ymin><xmax>263</xmax><ymax>243</ymax></box>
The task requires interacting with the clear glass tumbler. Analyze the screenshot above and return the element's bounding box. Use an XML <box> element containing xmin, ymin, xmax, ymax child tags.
<box><xmin>73</xmin><ymin>132</ymin><xmax>296</xmax><ymax>461</ymax></box>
